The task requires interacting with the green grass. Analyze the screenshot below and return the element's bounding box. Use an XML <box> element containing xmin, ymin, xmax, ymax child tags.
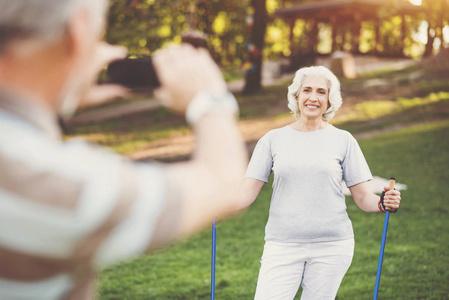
<box><xmin>338</xmin><ymin>120</ymin><xmax>449</xmax><ymax>299</ymax></box>
<box><xmin>66</xmin><ymin>106</ymin><xmax>190</xmax><ymax>155</ymax></box>
<box><xmin>98</xmin><ymin>120</ymin><xmax>449</xmax><ymax>299</ymax></box>
<box><xmin>416</xmin><ymin>80</ymin><xmax>449</xmax><ymax>96</ymax></box>
<box><xmin>223</xmin><ymin>69</ymin><xmax>245</xmax><ymax>82</ymax></box>
<box><xmin>356</xmin><ymin>65</ymin><xmax>421</xmax><ymax>79</ymax></box>
<box><xmin>334</xmin><ymin>93</ymin><xmax>449</xmax><ymax>134</ymax></box>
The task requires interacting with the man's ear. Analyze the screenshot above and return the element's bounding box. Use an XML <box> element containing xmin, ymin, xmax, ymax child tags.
<box><xmin>64</xmin><ymin>9</ymin><xmax>90</xmax><ymax>59</ymax></box>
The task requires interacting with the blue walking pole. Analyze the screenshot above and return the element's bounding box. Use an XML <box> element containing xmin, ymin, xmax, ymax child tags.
<box><xmin>211</xmin><ymin>218</ymin><xmax>216</xmax><ymax>300</ymax></box>
<box><xmin>373</xmin><ymin>210</ymin><xmax>390</xmax><ymax>299</ymax></box>
<box><xmin>373</xmin><ymin>178</ymin><xmax>395</xmax><ymax>300</ymax></box>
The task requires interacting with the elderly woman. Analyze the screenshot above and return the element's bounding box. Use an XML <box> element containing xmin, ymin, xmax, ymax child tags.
<box><xmin>241</xmin><ymin>66</ymin><xmax>401</xmax><ymax>299</ymax></box>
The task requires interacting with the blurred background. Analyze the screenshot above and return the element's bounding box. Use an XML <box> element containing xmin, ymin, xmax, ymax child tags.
<box><xmin>102</xmin><ymin>0</ymin><xmax>448</xmax><ymax>92</ymax></box>
<box><xmin>64</xmin><ymin>1</ymin><xmax>449</xmax><ymax>299</ymax></box>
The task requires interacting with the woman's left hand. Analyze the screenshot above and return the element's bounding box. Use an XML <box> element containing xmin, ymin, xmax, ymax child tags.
<box><xmin>382</xmin><ymin>186</ymin><xmax>401</xmax><ymax>211</ymax></box>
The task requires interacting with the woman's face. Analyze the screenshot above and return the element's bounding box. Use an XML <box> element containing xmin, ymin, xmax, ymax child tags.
<box><xmin>296</xmin><ymin>76</ymin><xmax>330</xmax><ymax>121</ymax></box>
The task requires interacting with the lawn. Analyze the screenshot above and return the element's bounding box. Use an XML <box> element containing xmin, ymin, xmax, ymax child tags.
<box><xmin>97</xmin><ymin>119</ymin><xmax>449</xmax><ymax>299</ymax></box>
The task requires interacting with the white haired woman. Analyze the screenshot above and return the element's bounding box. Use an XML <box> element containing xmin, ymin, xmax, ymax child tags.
<box><xmin>241</xmin><ymin>66</ymin><xmax>401</xmax><ymax>299</ymax></box>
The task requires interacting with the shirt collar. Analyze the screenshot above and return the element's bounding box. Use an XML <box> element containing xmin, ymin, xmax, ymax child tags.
<box><xmin>0</xmin><ymin>88</ymin><xmax>62</xmax><ymax>140</ymax></box>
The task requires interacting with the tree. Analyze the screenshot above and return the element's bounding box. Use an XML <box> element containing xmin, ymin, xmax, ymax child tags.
<box><xmin>243</xmin><ymin>0</ymin><xmax>268</xmax><ymax>94</ymax></box>
<box><xmin>422</xmin><ymin>0</ymin><xmax>449</xmax><ymax>56</ymax></box>
<box><xmin>105</xmin><ymin>0</ymin><xmax>251</xmax><ymax>68</ymax></box>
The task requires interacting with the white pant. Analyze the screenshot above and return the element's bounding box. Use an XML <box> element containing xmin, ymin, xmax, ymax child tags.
<box><xmin>254</xmin><ymin>238</ymin><xmax>354</xmax><ymax>300</ymax></box>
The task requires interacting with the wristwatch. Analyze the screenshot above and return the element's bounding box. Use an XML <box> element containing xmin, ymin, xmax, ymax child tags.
<box><xmin>185</xmin><ymin>91</ymin><xmax>239</xmax><ymax>126</ymax></box>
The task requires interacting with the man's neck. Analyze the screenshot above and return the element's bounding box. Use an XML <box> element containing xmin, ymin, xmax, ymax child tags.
<box><xmin>0</xmin><ymin>41</ymin><xmax>70</xmax><ymax>115</ymax></box>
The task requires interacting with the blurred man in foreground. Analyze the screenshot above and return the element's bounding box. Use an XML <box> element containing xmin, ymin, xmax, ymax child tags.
<box><xmin>0</xmin><ymin>0</ymin><xmax>247</xmax><ymax>298</ymax></box>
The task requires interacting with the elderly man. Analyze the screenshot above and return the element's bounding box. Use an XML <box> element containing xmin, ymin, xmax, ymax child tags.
<box><xmin>0</xmin><ymin>0</ymin><xmax>247</xmax><ymax>299</ymax></box>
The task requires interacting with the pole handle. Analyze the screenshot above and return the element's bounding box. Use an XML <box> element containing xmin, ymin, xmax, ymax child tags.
<box><xmin>386</xmin><ymin>177</ymin><xmax>395</xmax><ymax>211</ymax></box>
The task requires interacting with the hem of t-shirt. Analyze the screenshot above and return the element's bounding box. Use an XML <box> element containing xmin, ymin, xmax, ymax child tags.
<box><xmin>265</xmin><ymin>234</ymin><xmax>354</xmax><ymax>243</ymax></box>
<box><xmin>345</xmin><ymin>176</ymin><xmax>373</xmax><ymax>188</ymax></box>
<box><xmin>244</xmin><ymin>174</ymin><xmax>269</xmax><ymax>183</ymax></box>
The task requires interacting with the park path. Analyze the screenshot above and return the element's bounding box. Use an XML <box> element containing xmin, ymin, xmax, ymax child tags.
<box><xmin>66</xmin><ymin>75</ymin><xmax>289</xmax><ymax>126</ymax></box>
<box><xmin>129</xmin><ymin>116</ymin><xmax>428</xmax><ymax>163</ymax></box>
<box><xmin>67</xmin><ymin>55</ymin><xmax>415</xmax><ymax>126</ymax></box>
<box><xmin>66</xmin><ymin>55</ymin><xmax>421</xmax><ymax>162</ymax></box>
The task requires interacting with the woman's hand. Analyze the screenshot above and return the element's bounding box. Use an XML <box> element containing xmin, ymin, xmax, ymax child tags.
<box><xmin>349</xmin><ymin>181</ymin><xmax>402</xmax><ymax>213</ymax></box>
<box><xmin>381</xmin><ymin>186</ymin><xmax>401</xmax><ymax>212</ymax></box>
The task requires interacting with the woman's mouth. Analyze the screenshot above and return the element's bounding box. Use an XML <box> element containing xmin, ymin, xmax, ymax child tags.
<box><xmin>305</xmin><ymin>104</ymin><xmax>320</xmax><ymax>110</ymax></box>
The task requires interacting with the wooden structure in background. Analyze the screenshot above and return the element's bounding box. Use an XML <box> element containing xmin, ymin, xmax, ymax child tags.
<box><xmin>276</xmin><ymin>0</ymin><xmax>427</xmax><ymax>58</ymax></box>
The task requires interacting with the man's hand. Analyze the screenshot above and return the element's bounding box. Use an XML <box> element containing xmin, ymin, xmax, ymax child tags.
<box><xmin>78</xmin><ymin>84</ymin><xmax>129</xmax><ymax>110</ymax></box>
<box><xmin>152</xmin><ymin>44</ymin><xmax>227</xmax><ymax>113</ymax></box>
<box><xmin>78</xmin><ymin>42</ymin><xmax>129</xmax><ymax>110</ymax></box>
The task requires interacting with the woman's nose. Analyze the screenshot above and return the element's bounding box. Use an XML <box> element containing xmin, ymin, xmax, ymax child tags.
<box><xmin>309</xmin><ymin>94</ymin><xmax>318</xmax><ymax>101</ymax></box>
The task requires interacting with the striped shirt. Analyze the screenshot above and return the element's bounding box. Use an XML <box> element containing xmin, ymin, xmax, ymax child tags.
<box><xmin>0</xmin><ymin>89</ymin><xmax>179</xmax><ymax>299</ymax></box>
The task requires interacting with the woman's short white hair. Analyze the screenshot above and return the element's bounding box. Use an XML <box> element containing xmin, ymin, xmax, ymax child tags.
<box><xmin>287</xmin><ymin>65</ymin><xmax>342</xmax><ymax>122</ymax></box>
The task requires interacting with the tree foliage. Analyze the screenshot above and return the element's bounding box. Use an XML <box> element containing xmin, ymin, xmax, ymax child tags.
<box><xmin>422</xmin><ymin>0</ymin><xmax>449</xmax><ymax>55</ymax></box>
<box><xmin>104</xmin><ymin>0</ymin><xmax>448</xmax><ymax>91</ymax></box>
<box><xmin>106</xmin><ymin>0</ymin><xmax>252</xmax><ymax>67</ymax></box>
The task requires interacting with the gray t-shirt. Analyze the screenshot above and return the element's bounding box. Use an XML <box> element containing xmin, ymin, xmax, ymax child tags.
<box><xmin>245</xmin><ymin>125</ymin><xmax>372</xmax><ymax>242</ymax></box>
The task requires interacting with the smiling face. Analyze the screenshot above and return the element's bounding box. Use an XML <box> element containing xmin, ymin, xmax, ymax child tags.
<box><xmin>296</xmin><ymin>75</ymin><xmax>330</xmax><ymax>121</ymax></box>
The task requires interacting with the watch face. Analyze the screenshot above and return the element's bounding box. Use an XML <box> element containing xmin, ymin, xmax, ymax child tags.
<box><xmin>186</xmin><ymin>92</ymin><xmax>238</xmax><ymax>125</ymax></box>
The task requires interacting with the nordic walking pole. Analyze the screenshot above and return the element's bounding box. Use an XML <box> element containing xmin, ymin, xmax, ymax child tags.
<box><xmin>211</xmin><ymin>218</ymin><xmax>216</xmax><ymax>300</ymax></box>
<box><xmin>373</xmin><ymin>177</ymin><xmax>396</xmax><ymax>300</ymax></box>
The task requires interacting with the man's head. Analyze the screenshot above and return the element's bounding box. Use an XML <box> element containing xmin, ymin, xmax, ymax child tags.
<box><xmin>0</xmin><ymin>0</ymin><xmax>109</xmax><ymax>116</ymax></box>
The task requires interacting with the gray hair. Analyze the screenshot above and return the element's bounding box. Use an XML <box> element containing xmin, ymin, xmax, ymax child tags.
<box><xmin>0</xmin><ymin>0</ymin><xmax>105</xmax><ymax>53</ymax></box>
<box><xmin>287</xmin><ymin>66</ymin><xmax>343</xmax><ymax>122</ymax></box>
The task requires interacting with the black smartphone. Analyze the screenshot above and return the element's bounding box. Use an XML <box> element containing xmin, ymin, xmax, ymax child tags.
<box><xmin>107</xmin><ymin>56</ymin><xmax>160</xmax><ymax>89</ymax></box>
<box><xmin>107</xmin><ymin>32</ymin><xmax>208</xmax><ymax>89</ymax></box>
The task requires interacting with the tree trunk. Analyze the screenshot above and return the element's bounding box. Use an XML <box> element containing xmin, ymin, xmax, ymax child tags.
<box><xmin>309</xmin><ymin>19</ymin><xmax>319</xmax><ymax>53</ymax></box>
<box><xmin>425</xmin><ymin>19</ymin><xmax>435</xmax><ymax>57</ymax></box>
<box><xmin>288</xmin><ymin>18</ymin><xmax>296</xmax><ymax>56</ymax></box>
<box><xmin>331</xmin><ymin>16</ymin><xmax>338</xmax><ymax>52</ymax></box>
<box><xmin>401</xmin><ymin>14</ymin><xmax>407</xmax><ymax>56</ymax></box>
<box><xmin>375</xmin><ymin>19</ymin><xmax>382</xmax><ymax>54</ymax></box>
<box><xmin>243</xmin><ymin>0</ymin><xmax>267</xmax><ymax>94</ymax></box>
<box><xmin>352</xmin><ymin>14</ymin><xmax>361</xmax><ymax>54</ymax></box>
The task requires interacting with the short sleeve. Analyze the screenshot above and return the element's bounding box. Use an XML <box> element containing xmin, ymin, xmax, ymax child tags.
<box><xmin>342</xmin><ymin>134</ymin><xmax>373</xmax><ymax>188</ymax></box>
<box><xmin>245</xmin><ymin>135</ymin><xmax>273</xmax><ymax>183</ymax></box>
<box><xmin>94</xmin><ymin>162</ymin><xmax>169</xmax><ymax>267</ymax></box>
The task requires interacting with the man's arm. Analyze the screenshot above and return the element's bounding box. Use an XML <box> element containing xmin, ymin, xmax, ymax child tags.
<box><xmin>151</xmin><ymin>45</ymin><xmax>248</xmax><ymax>238</ymax></box>
<box><xmin>77</xmin><ymin>43</ymin><xmax>130</xmax><ymax>110</ymax></box>
<box><xmin>163</xmin><ymin>114</ymin><xmax>247</xmax><ymax>237</ymax></box>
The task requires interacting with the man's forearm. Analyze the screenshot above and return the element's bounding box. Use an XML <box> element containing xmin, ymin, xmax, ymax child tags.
<box><xmin>193</xmin><ymin>113</ymin><xmax>247</xmax><ymax>182</ymax></box>
<box><xmin>163</xmin><ymin>113</ymin><xmax>247</xmax><ymax>238</ymax></box>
